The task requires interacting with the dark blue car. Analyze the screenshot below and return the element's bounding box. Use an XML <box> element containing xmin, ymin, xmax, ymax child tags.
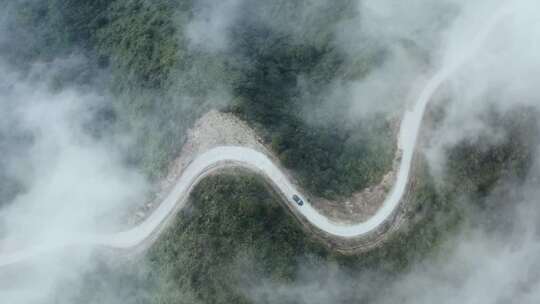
<box><xmin>292</xmin><ymin>194</ymin><xmax>304</xmax><ymax>206</ymax></box>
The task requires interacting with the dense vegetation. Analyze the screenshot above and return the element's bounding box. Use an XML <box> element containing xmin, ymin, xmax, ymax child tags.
<box><xmin>229</xmin><ymin>2</ymin><xmax>395</xmax><ymax>198</ymax></box>
<box><xmin>0</xmin><ymin>0</ymin><xmax>395</xmax><ymax>199</ymax></box>
<box><xmin>146</xmin><ymin>172</ymin><xmax>329</xmax><ymax>303</ymax></box>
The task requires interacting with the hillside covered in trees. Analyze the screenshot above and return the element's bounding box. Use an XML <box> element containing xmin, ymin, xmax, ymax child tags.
<box><xmin>2</xmin><ymin>1</ymin><xmax>540</xmax><ymax>304</ymax></box>
<box><xmin>0</xmin><ymin>0</ymin><xmax>396</xmax><ymax>200</ymax></box>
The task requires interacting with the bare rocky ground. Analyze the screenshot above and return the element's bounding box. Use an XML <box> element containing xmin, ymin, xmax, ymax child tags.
<box><xmin>131</xmin><ymin>110</ymin><xmax>402</xmax><ymax>226</ymax></box>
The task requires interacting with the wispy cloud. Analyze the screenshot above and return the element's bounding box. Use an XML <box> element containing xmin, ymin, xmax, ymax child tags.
<box><xmin>0</xmin><ymin>58</ymin><xmax>148</xmax><ymax>303</ymax></box>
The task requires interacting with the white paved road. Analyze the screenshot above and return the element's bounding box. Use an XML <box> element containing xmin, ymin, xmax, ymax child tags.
<box><xmin>0</xmin><ymin>4</ymin><xmax>510</xmax><ymax>267</ymax></box>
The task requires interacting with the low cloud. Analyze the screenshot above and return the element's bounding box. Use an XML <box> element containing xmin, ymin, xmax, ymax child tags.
<box><xmin>2</xmin><ymin>0</ymin><xmax>540</xmax><ymax>303</ymax></box>
<box><xmin>186</xmin><ymin>0</ymin><xmax>245</xmax><ymax>52</ymax></box>
<box><xmin>426</xmin><ymin>0</ymin><xmax>540</xmax><ymax>178</ymax></box>
<box><xmin>0</xmin><ymin>59</ymin><xmax>149</xmax><ymax>303</ymax></box>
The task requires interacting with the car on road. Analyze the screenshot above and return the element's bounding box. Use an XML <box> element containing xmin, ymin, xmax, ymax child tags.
<box><xmin>292</xmin><ymin>194</ymin><xmax>304</xmax><ymax>206</ymax></box>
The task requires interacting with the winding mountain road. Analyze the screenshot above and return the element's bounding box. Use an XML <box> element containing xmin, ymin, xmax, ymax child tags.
<box><xmin>0</xmin><ymin>5</ymin><xmax>510</xmax><ymax>267</ymax></box>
